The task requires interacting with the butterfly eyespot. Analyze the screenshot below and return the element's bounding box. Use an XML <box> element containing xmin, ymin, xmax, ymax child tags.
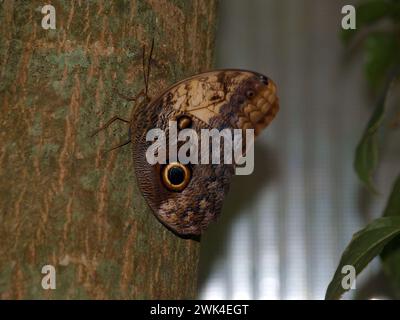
<box><xmin>177</xmin><ymin>115</ymin><xmax>192</xmax><ymax>129</ymax></box>
<box><xmin>246</xmin><ymin>90</ymin><xmax>255</xmax><ymax>98</ymax></box>
<box><xmin>161</xmin><ymin>162</ymin><xmax>191</xmax><ymax>192</ymax></box>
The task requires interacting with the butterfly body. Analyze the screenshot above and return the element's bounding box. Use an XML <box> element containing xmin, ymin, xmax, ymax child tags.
<box><xmin>129</xmin><ymin>70</ymin><xmax>279</xmax><ymax>236</ymax></box>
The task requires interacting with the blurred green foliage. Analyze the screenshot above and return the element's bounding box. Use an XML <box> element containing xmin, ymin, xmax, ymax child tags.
<box><xmin>364</xmin><ymin>34</ymin><xmax>400</xmax><ymax>88</ymax></box>
<box><xmin>325</xmin><ymin>216</ymin><xmax>400</xmax><ymax>300</ymax></box>
<box><xmin>341</xmin><ymin>0</ymin><xmax>400</xmax><ymax>42</ymax></box>
<box><xmin>381</xmin><ymin>177</ymin><xmax>400</xmax><ymax>297</ymax></box>
<box><xmin>327</xmin><ymin>0</ymin><xmax>400</xmax><ymax>299</ymax></box>
<box><xmin>341</xmin><ymin>0</ymin><xmax>400</xmax><ymax>88</ymax></box>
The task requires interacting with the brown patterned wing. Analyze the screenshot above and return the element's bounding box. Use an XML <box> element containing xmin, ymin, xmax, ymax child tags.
<box><xmin>168</xmin><ymin>70</ymin><xmax>279</xmax><ymax>134</ymax></box>
<box><xmin>130</xmin><ymin>70</ymin><xmax>279</xmax><ymax>236</ymax></box>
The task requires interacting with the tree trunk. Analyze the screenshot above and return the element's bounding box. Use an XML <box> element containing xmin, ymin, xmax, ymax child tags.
<box><xmin>0</xmin><ymin>0</ymin><xmax>217</xmax><ymax>299</ymax></box>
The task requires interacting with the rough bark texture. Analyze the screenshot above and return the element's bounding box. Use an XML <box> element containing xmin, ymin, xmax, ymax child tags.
<box><xmin>0</xmin><ymin>0</ymin><xmax>217</xmax><ymax>299</ymax></box>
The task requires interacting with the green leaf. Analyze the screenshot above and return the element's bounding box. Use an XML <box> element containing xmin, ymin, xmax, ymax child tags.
<box><xmin>380</xmin><ymin>175</ymin><xmax>400</xmax><ymax>297</ymax></box>
<box><xmin>383</xmin><ymin>175</ymin><xmax>400</xmax><ymax>217</ymax></box>
<box><xmin>354</xmin><ymin>90</ymin><xmax>387</xmax><ymax>193</ymax></box>
<box><xmin>325</xmin><ymin>216</ymin><xmax>400</xmax><ymax>300</ymax></box>
<box><xmin>364</xmin><ymin>33</ymin><xmax>400</xmax><ymax>88</ymax></box>
<box><xmin>388</xmin><ymin>0</ymin><xmax>400</xmax><ymax>21</ymax></box>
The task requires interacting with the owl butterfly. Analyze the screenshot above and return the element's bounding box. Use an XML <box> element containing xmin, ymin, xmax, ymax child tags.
<box><xmin>92</xmin><ymin>43</ymin><xmax>279</xmax><ymax>236</ymax></box>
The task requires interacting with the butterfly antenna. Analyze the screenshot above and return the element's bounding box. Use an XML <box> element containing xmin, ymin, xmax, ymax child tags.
<box><xmin>145</xmin><ymin>38</ymin><xmax>155</xmax><ymax>98</ymax></box>
<box><xmin>142</xmin><ymin>44</ymin><xmax>148</xmax><ymax>96</ymax></box>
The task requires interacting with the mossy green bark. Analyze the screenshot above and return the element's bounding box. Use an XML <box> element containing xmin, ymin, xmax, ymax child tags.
<box><xmin>0</xmin><ymin>0</ymin><xmax>217</xmax><ymax>299</ymax></box>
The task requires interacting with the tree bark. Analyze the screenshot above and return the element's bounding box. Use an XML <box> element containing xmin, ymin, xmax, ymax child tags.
<box><xmin>0</xmin><ymin>0</ymin><xmax>217</xmax><ymax>299</ymax></box>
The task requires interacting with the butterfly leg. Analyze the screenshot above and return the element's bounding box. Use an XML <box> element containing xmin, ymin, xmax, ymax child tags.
<box><xmin>102</xmin><ymin>138</ymin><xmax>131</xmax><ymax>154</ymax></box>
<box><xmin>114</xmin><ymin>87</ymin><xmax>146</xmax><ymax>102</ymax></box>
<box><xmin>113</xmin><ymin>38</ymin><xmax>153</xmax><ymax>114</ymax></box>
<box><xmin>90</xmin><ymin>116</ymin><xmax>130</xmax><ymax>137</ymax></box>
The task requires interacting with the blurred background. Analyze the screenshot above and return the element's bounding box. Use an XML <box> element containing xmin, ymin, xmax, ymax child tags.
<box><xmin>197</xmin><ymin>0</ymin><xmax>400</xmax><ymax>300</ymax></box>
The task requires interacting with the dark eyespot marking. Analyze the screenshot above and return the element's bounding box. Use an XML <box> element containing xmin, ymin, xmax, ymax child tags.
<box><xmin>246</xmin><ymin>90</ymin><xmax>255</xmax><ymax>98</ymax></box>
<box><xmin>168</xmin><ymin>166</ymin><xmax>185</xmax><ymax>185</ymax></box>
<box><xmin>161</xmin><ymin>162</ymin><xmax>191</xmax><ymax>192</ymax></box>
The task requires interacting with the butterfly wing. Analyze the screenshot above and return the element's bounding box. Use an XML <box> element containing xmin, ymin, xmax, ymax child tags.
<box><xmin>130</xmin><ymin>70</ymin><xmax>279</xmax><ymax>236</ymax></box>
